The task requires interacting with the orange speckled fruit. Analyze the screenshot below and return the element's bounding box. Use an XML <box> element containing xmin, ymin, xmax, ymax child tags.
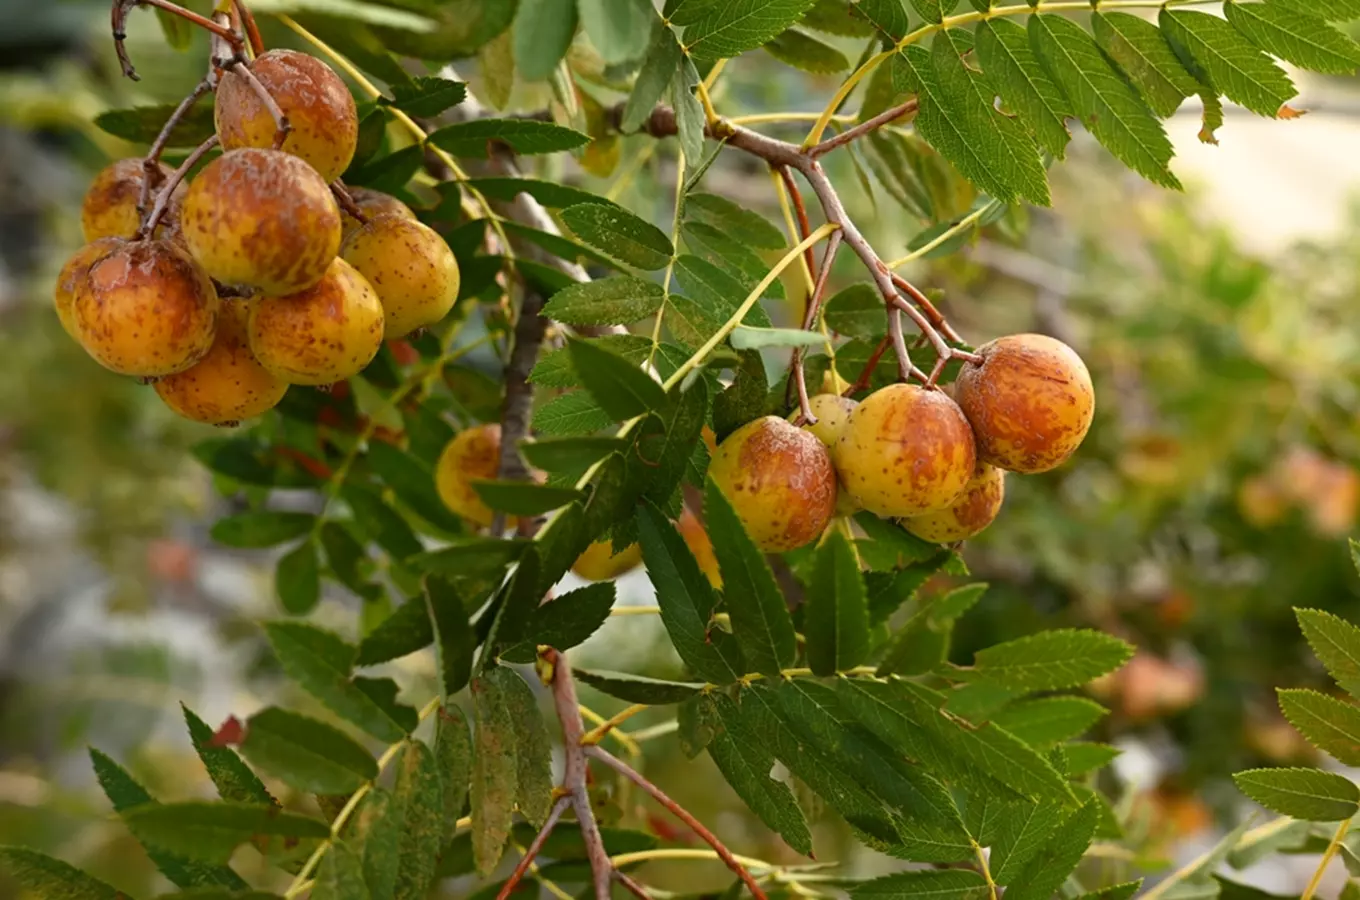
<box><xmin>899</xmin><ymin>462</ymin><xmax>1005</xmax><ymax>543</ymax></box>
<box><xmin>834</xmin><ymin>383</ymin><xmax>976</xmax><ymax>517</ymax></box>
<box><xmin>215</xmin><ymin>49</ymin><xmax>359</xmax><ymax>183</ymax></box>
<box><xmin>81</xmin><ymin>158</ymin><xmax>184</xmax><ymax>242</ymax></box>
<box><xmin>154</xmin><ymin>298</ymin><xmax>288</xmax><ymax>425</ymax></box>
<box><xmin>342</xmin><ymin>188</ymin><xmax>416</xmax><ymax>240</ymax></box>
<box><xmin>572</xmin><ymin>541</ymin><xmax>643</xmax><ymax>581</ymax></box>
<box><xmin>341</xmin><ymin>214</ymin><xmax>460</xmax><ymax>338</ymax></box>
<box><xmin>73</xmin><ymin>240</ymin><xmax>219</xmax><ymax>376</ymax></box>
<box><xmin>435</xmin><ymin>424</ymin><xmax>502</xmax><ymax>528</ymax></box>
<box><xmin>708</xmin><ymin>416</ymin><xmax>838</xmax><ymax>553</ymax></box>
<box><xmin>677</xmin><ymin>507</ymin><xmax>721</xmax><ymax>588</ymax></box>
<box><xmin>954</xmin><ymin>333</ymin><xmax>1094</xmax><ymax>474</ymax></box>
<box><xmin>802</xmin><ymin>393</ymin><xmax>858</xmax><ymax>447</ymax></box>
<box><xmin>54</xmin><ymin>237</ymin><xmax>125</xmax><ymax>340</ymax></box>
<box><xmin>247</xmin><ymin>257</ymin><xmax>384</xmax><ymax>385</ymax></box>
<box><xmin>181</xmin><ymin>148</ymin><xmax>341</xmax><ymax>296</ymax></box>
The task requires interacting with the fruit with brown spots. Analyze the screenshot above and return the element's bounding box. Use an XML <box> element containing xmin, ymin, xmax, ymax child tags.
<box><xmin>802</xmin><ymin>393</ymin><xmax>857</xmax><ymax>447</ymax></box>
<box><xmin>341</xmin><ymin>188</ymin><xmax>416</xmax><ymax>240</ymax></box>
<box><xmin>54</xmin><ymin>237</ymin><xmax>125</xmax><ymax>340</ymax></box>
<box><xmin>954</xmin><ymin>334</ymin><xmax>1094</xmax><ymax>474</ymax></box>
<box><xmin>181</xmin><ymin>148</ymin><xmax>341</xmax><ymax>296</ymax></box>
<box><xmin>572</xmin><ymin>540</ymin><xmax>643</xmax><ymax>581</ymax></box>
<box><xmin>833</xmin><ymin>383</ymin><xmax>976</xmax><ymax>517</ymax></box>
<box><xmin>154</xmin><ymin>298</ymin><xmax>288</xmax><ymax>425</ymax></box>
<box><xmin>341</xmin><ymin>214</ymin><xmax>460</xmax><ymax>338</ymax></box>
<box><xmin>247</xmin><ymin>257</ymin><xmax>384</xmax><ymax>385</ymax></box>
<box><xmin>708</xmin><ymin>416</ymin><xmax>838</xmax><ymax>553</ymax></box>
<box><xmin>899</xmin><ymin>462</ymin><xmax>1005</xmax><ymax>543</ymax></box>
<box><xmin>435</xmin><ymin>424</ymin><xmax>503</xmax><ymax>528</ymax></box>
<box><xmin>677</xmin><ymin>508</ymin><xmax>721</xmax><ymax>588</ymax></box>
<box><xmin>215</xmin><ymin>49</ymin><xmax>359</xmax><ymax>183</ymax></box>
<box><xmin>72</xmin><ymin>239</ymin><xmax>219</xmax><ymax>376</ymax></box>
<box><xmin>81</xmin><ymin>158</ymin><xmax>184</xmax><ymax>242</ymax></box>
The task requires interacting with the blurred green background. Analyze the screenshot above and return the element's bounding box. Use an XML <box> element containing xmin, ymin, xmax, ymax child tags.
<box><xmin>4</xmin><ymin>1</ymin><xmax>1360</xmax><ymax>896</ymax></box>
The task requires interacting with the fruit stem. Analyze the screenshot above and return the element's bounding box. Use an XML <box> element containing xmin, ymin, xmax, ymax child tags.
<box><xmin>138</xmin><ymin>134</ymin><xmax>219</xmax><ymax>240</ymax></box>
<box><xmin>137</xmin><ymin>77</ymin><xmax>213</xmax><ymax>225</ymax></box>
<box><xmin>232</xmin><ymin>0</ymin><xmax>264</xmax><ymax>57</ymax></box>
<box><xmin>330</xmin><ymin>181</ymin><xmax>369</xmax><ymax>227</ymax></box>
<box><xmin>221</xmin><ymin>56</ymin><xmax>291</xmax><ymax>149</ymax></box>
<box><xmin>790</xmin><ymin>228</ymin><xmax>843</xmax><ymax>424</ymax></box>
<box><xmin>112</xmin><ymin>0</ymin><xmax>244</xmax><ymax>80</ymax></box>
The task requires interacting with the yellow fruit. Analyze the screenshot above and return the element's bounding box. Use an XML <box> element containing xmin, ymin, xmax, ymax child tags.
<box><xmin>81</xmin><ymin>158</ymin><xmax>183</xmax><ymax>242</ymax></box>
<box><xmin>572</xmin><ymin>541</ymin><xmax>643</xmax><ymax>581</ymax></box>
<box><xmin>899</xmin><ymin>463</ymin><xmax>1005</xmax><ymax>543</ymax></box>
<box><xmin>341</xmin><ymin>188</ymin><xmax>416</xmax><ymax>240</ymax></box>
<box><xmin>181</xmin><ymin>148</ymin><xmax>341</xmax><ymax>296</ymax></box>
<box><xmin>215</xmin><ymin>49</ymin><xmax>359</xmax><ymax>183</ymax></box>
<box><xmin>954</xmin><ymin>334</ymin><xmax>1095</xmax><ymax>474</ymax></box>
<box><xmin>802</xmin><ymin>393</ymin><xmax>858</xmax><ymax>447</ymax></box>
<box><xmin>247</xmin><ymin>257</ymin><xmax>384</xmax><ymax>385</ymax></box>
<box><xmin>73</xmin><ymin>240</ymin><xmax>219</xmax><ymax>376</ymax></box>
<box><xmin>677</xmin><ymin>508</ymin><xmax>722</xmax><ymax>588</ymax></box>
<box><xmin>154</xmin><ymin>299</ymin><xmax>288</xmax><ymax>425</ymax></box>
<box><xmin>834</xmin><ymin>383</ymin><xmax>976</xmax><ymax>517</ymax></box>
<box><xmin>54</xmin><ymin>237</ymin><xmax>125</xmax><ymax>340</ymax></box>
<box><xmin>341</xmin><ymin>214</ymin><xmax>460</xmax><ymax>338</ymax></box>
<box><xmin>435</xmin><ymin>424</ymin><xmax>503</xmax><ymax>528</ymax></box>
<box><xmin>708</xmin><ymin>416</ymin><xmax>838</xmax><ymax>553</ymax></box>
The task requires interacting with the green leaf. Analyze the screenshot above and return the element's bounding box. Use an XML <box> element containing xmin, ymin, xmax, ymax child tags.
<box><xmin>247</xmin><ymin>0</ymin><xmax>434</xmax><ymax>30</ymax></box>
<box><xmin>1278</xmin><ymin>688</ymin><xmax>1360</xmax><ymax>766</ymax></box>
<box><xmin>383</xmin><ymin>76</ymin><xmax>467</xmax><ymax>117</ymax></box>
<box><xmin>1064</xmin><ymin>742</ymin><xmax>1122</xmax><ymax>776</ymax></box>
<box><xmin>990</xmin><ymin>801</ymin><xmax>1064</xmax><ymax>884</ymax></box>
<box><xmin>182</xmin><ymin>706</ymin><xmax>277</xmax><ymax>807</ymax></box>
<box><xmin>702</xmin><ymin>694</ymin><xmax>814</xmax><ymax>856</ymax></box>
<box><xmin>1029</xmin><ymin>14</ymin><xmax>1180</xmax><ymax>188</ymax></box>
<box><xmin>910</xmin><ymin>0</ymin><xmax>957</xmax><ymax>23</ymax></box>
<box><xmin>850</xmin><ymin>869</ymin><xmax>989</xmax><ymax>899</ymax></box>
<box><xmin>211</xmin><ymin>512</ymin><xmax>315</xmax><ymax>549</ymax></box>
<box><xmin>684</xmin><ymin>193</ymin><xmax>785</xmax><ymax>249</ymax></box>
<box><xmin>276</xmin><ymin>541</ymin><xmax>321</xmax><ymax>616</ymax></box>
<box><xmin>94</xmin><ymin>103</ymin><xmax>217</xmax><ymax>146</ymax></box>
<box><xmin>239</xmin><ymin>707</ymin><xmax>377</xmax><ymax>795</ymax></box>
<box><xmin>568</xmin><ymin>338</ymin><xmax>671</xmax><ymax>419</ymax></box>
<box><xmin>505</xmin><ymin>582</ymin><xmax>616</xmax><ymax>663</ymax></box>
<box><xmin>357</xmin><ymin>599</ymin><xmax>433</xmax><ymax>667</ymax></box>
<box><xmin>851</xmin><ymin>0</ymin><xmax>912</xmax><ymax>41</ymax></box>
<box><xmin>561</xmin><ymin>203</ymin><xmax>674</xmax><ymax>270</ymax></box>
<box><xmin>541</xmin><ymin>276</ymin><xmax>665</xmax><ymax>326</ymax></box>
<box><xmin>764</xmin><ymin>28</ymin><xmax>850</xmax><ymax>72</ymax></box>
<box><xmin>462</xmin><ymin>177</ymin><xmax>612</xmax><ymax>209</ymax></box>
<box><xmin>366</xmin><ymin>442</ymin><xmax>466</xmax><ymax>534</ymax></box>
<box><xmin>470</xmin><ymin>480</ymin><xmax>583</xmax><ymax>516</ymax></box>
<box><xmin>673</xmin><ymin>254</ymin><xmax>774</xmax><ymax>328</ymax></box>
<box><xmin>481</xmin><ymin>547</ymin><xmax>543</xmax><ymax>659</ymax></box>
<box><xmin>1002</xmin><ymin>801</ymin><xmax>1100</xmax><ymax>900</ymax></box>
<box><xmin>636</xmin><ymin>500</ymin><xmax>746</xmax><ymax>684</ymax></box>
<box><xmin>711</xmin><ymin>350</ymin><xmax>768</xmax><ymax>442</ymax></box>
<box><xmin>970</xmin><ymin>629</ymin><xmax>1134</xmax><ymax>693</ymax></box>
<box><xmin>730</xmin><ymin>326</ymin><xmax>826</xmax><ymax>350</ymax></box>
<box><xmin>533</xmin><ymin>390</ymin><xmax>614</xmax><ymax>436</ymax></box>
<box><xmin>682</xmin><ymin>0</ymin><xmax>820</xmax><ymax>59</ymax></box>
<box><xmin>435</xmin><ymin>706</ymin><xmax>473</xmax><ymax>837</ymax></box>
<box><xmin>671</xmin><ymin>54</ymin><xmax>708</xmax><ymax>163</ymax></box>
<box><xmin>1159</xmin><ymin>9</ymin><xmax>1296</xmax><ymax>117</ymax></box>
<box><xmin>824</xmin><ymin>284</ymin><xmax>887</xmax><ymax>339</ymax></box>
<box><xmin>426</xmin><ymin>577</ymin><xmax>475</xmax><ymax>697</ymax></box>
<box><xmin>90</xmin><ymin>750</ymin><xmax>246</xmax><ymax>891</ymax></box>
<box><xmin>426</xmin><ymin>119</ymin><xmax>589</xmax><ymax>158</ymax></box>
<box><xmin>574</xmin><ymin>669</ymin><xmax>705</xmax><ymax>704</ymax></box>
<box><xmin>892</xmin><ymin>37</ymin><xmax>1050</xmax><ymax>206</ymax></box>
<box><xmin>703</xmin><ymin>478</ymin><xmax>796</xmax><ymax>676</ymax></box>
<box><xmin>409</xmin><ymin>539</ymin><xmax>526</xmax><ymax>579</ymax></box>
<box><xmin>469</xmin><ymin>670</ymin><xmax>519</xmax><ymax>875</ymax></box>
<box><xmin>1296</xmin><ymin>608</ymin><xmax>1360</xmax><ymax>701</ymax></box>
<box><xmin>343</xmin><ymin>484</ymin><xmax>422</xmax><ymax>561</ymax></box>
<box><xmin>680</xmin><ymin>222</ymin><xmax>785</xmax><ymax>299</ymax></box>
<box><xmin>312</xmin><ymin>841</ymin><xmax>366</xmax><ymax>900</ymax></box>
<box><xmin>1090</xmin><ymin>12</ymin><xmax>1199</xmax><ymax>118</ymax></box>
<box><xmin>579</xmin><ymin>0</ymin><xmax>654</xmax><ymax>64</ymax></box>
<box><xmin>492</xmin><ymin>667</ymin><xmax>554</xmax><ymax>826</ymax></box>
<box><xmin>0</xmin><ymin>847</ymin><xmax>130</xmax><ymax>900</ymax></box>
<box><xmin>991</xmin><ymin>697</ymin><xmax>1107</xmax><ymax>749</ymax></box>
<box><xmin>1268</xmin><ymin>0</ymin><xmax>1360</xmax><ymax>22</ymax></box>
<box><xmin>623</xmin><ymin>22</ymin><xmax>685</xmax><ymax>132</ymax></box>
<box><xmin>532</xmin><ymin>335</ymin><xmax>652</xmax><ymax>389</ymax></box>
<box><xmin>1234</xmin><ymin>767</ymin><xmax>1359</xmax><ymax>821</ymax></box>
<box><xmin>513</xmin><ymin>0</ymin><xmax>578</xmax><ymax>81</ymax></box>
<box><xmin>155</xmin><ymin>7</ymin><xmax>195</xmax><ymax>49</ymax></box>
<box><xmin>354</xmin><ymin>789</ymin><xmax>399</xmax><ymax>900</ymax></box>
<box><xmin>806</xmin><ymin>527</ymin><xmax>870</xmax><ymax>675</ymax></box>
<box><xmin>264</xmin><ymin>622</ymin><xmax>410</xmax><ymax>742</ymax></box>
<box><xmin>392</xmin><ymin>741</ymin><xmax>443</xmax><ymax>900</ymax></box>
<box><xmin>123</xmin><ymin>802</ymin><xmax>329</xmax><ymax>866</ymax></box>
<box><xmin>1075</xmin><ymin>882</ymin><xmax>1143</xmax><ymax>900</ymax></box>
<box><xmin>801</xmin><ymin>0</ymin><xmax>877</xmax><ymax>36</ymax></box>
<box><xmin>520</xmin><ymin>436</ymin><xmax>630</xmax><ymax>471</ymax></box>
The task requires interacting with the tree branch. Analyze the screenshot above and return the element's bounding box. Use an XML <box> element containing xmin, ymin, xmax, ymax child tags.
<box><xmin>789</xmin><ymin>229</ymin><xmax>843</xmax><ymax>424</ymax></box>
<box><xmin>139</xmin><ymin>134</ymin><xmax>218</xmax><ymax>240</ymax></box>
<box><xmin>137</xmin><ymin>78</ymin><xmax>212</xmax><ymax>221</ymax></box>
<box><xmin>809</xmin><ymin>99</ymin><xmax>918</xmax><ymax>158</ymax></box>
<box><xmin>495</xmin><ymin>795</ymin><xmax>571</xmax><ymax>900</ymax></box>
<box><xmin>112</xmin><ymin>0</ymin><xmax>243</xmax><ymax>80</ymax></box>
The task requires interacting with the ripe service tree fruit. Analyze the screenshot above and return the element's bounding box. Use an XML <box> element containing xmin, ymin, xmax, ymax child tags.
<box><xmin>899</xmin><ymin>461</ymin><xmax>1006</xmax><ymax>543</ymax></box>
<box><xmin>802</xmin><ymin>392</ymin><xmax>858</xmax><ymax>446</ymax></box>
<box><xmin>246</xmin><ymin>257</ymin><xmax>383</xmax><ymax>385</ymax></box>
<box><xmin>80</xmin><ymin>158</ymin><xmax>182</xmax><ymax>242</ymax></box>
<box><xmin>340</xmin><ymin>213</ymin><xmax>461</xmax><ymax>338</ymax></box>
<box><xmin>53</xmin><ymin>236</ymin><xmax>124</xmax><ymax>339</ymax></box>
<box><xmin>435</xmin><ymin>422</ymin><xmax>503</xmax><ymax>528</ymax></box>
<box><xmin>154</xmin><ymin>299</ymin><xmax>289</xmax><ymax>425</ymax></box>
<box><xmin>571</xmin><ymin>541</ymin><xmax>643</xmax><ymax>582</ymax></box>
<box><xmin>340</xmin><ymin>187</ymin><xmax>415</xmax><ymax>239</ymax></box>
<box><xmin>215</xmin><ymin>48</ymin><xmax>359</xmax><ymax>182</ymax></box>
<box><xmin>72</xmin><ymin>239</ymin><xmax>218</xmax><ymax>377</ymax></box>
<box><xmin>180</xmin><ymin>147</ymin><xmax>341</xmax><ymax>296</ymax></box>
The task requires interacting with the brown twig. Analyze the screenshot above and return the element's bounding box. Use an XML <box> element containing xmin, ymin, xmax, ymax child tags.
<box><xmin>232</xmin><ymin>0</ymin><xmax>264</xmax><ymax>58</ymax></box>
<box><xmin>112</xmin><ymin>0</ymin><xmax>243</xmax><ymax>79</ymax></box>
<box><xmin>788</xmin><ymin>229</ymin><xmax>843</xmax><ymax>424</ymax></box>
<box><xmin>842</xmin><ymin>336</ymin><xmax>892</xmax><ymax>397</ymax></box>
<box><xmin>810</xmin><ymin>99</ymin><xmax>919</xmax><ymax>158</ymax></box>
<box><xmin>330</xmin><ymin>182</ymin><xmax>368</xmax><ymax>226</ymax></box>
<box><xmin>587</xmin><ymin>746</ymin><xmax>770</xmax><ymax>900</ymax></box>
<box><xmin>220</xmin><ymin>57</ymin><xmax>290</xmax><ymax>148</ymax></box>
<box><xmin>891</xmin><ymin>272</ymin><xmax>966</xmax><ymax>345</ymax></box>
<box><xmin>138</xmin><ymin>78</ymin><xmax>213</xmax><ymax>222</ymax></box>
<box><xmin>495</xmin><ymin>795</ymin><xmax>571</xmax><ymax>900</ymax></box>
<box><xmin>614</xmin><ymin>869</ymin><xmax>653</xmax><ymax>899</ymax></box>
<box><xmin>139</xmin><ymin>134</ymin><xmax>218</xmax><ymax>240</ymax></box>
<box><xmin>777</xmin><ymin>166</ymin><xmax>818</xmax><ymax>289</ymax></box>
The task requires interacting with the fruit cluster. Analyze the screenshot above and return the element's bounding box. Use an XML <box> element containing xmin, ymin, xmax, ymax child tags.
<box><xmin>53</xmin><ymin>49</ymin><xmax>460</xmax><ymax>426</ymax></box>
<box><xmin>711</xmin><ymin>333</ymin><xmax>1096</xmax><ymax>550</ymax></box>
